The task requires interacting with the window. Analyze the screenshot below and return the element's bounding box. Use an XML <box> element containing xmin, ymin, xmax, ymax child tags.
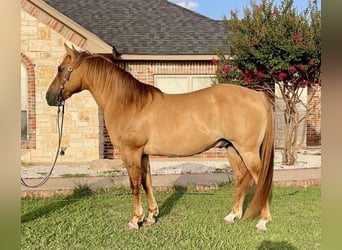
<box><xmin>21</xmin><ymin>63</ymin><xmax>28</xmax><ymax>141</ymax></box>
<box><xmin>155</xmin><ymin>75</ymin><xmax>215</xmax><ymax>94</ymax></box>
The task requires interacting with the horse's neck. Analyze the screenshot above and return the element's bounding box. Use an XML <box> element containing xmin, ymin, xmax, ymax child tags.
<box><xmin>85</xmin><ymin>67</ymin><xmax>133</xmax><ymax>115</ymax></box>
<box><xmin>85</xmin><ymin>74</ymin><xmax>115</xmax><ymax>114</ymax></box>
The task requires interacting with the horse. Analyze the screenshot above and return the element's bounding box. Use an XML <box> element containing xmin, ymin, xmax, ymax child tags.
<box><xmin>46</xmin><ymin>44</ymin><xmax>274</xmax><ymax>232</ymax></box>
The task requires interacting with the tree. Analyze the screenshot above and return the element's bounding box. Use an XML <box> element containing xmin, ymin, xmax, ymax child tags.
<box><xmin>214</xmin><ymin>0</ymin><xmax>321</xmax><ymax>165</ymax></box>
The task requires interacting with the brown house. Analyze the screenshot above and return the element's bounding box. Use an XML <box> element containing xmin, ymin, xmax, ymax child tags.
<box><xmin>21</xmin><ymin>0</ymin><xmax>320</xmax><ymax>164</ymax></box>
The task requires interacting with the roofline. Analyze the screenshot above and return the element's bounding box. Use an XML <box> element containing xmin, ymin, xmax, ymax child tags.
<box><xmin>117</xmin><ymin>54</ymin><xmax>230</xmax><ymax>61</ymax></box>
<box><xmin>27</xmin><ymin>0</ymin><xmax>231</xmax><ymax>59</ymax></box>
<box><xmin>30</xmin><ymin>0</ymin><xmax>113</xmax><ymax>54</ymax></box>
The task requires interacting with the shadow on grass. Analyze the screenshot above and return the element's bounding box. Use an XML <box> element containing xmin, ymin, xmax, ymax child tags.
<box><xmin>21</xmin><ymin>184</ymin><xmax>93</xmax><ymax>223</ymax></box>
<box><xmin>258</xmin><ymin>240</ymin><xmax>299</xmax><ymax>250</ymax></box>
<box><xmin>158</xmin><ymin>185</ymin><xmax>187</xmax><ymax>218</ymax></box>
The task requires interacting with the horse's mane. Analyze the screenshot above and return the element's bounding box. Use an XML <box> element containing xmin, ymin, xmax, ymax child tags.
<box><xmin>72</xmin><ymin>50</ymin><xmax>162</xmax><ymax>110</ymax></box>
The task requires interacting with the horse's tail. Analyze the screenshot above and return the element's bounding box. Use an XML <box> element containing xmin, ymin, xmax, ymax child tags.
<box><xmin>244</xmin><ymin>102</ymin><xmax>274</xmax><ymax>219</ymax></box>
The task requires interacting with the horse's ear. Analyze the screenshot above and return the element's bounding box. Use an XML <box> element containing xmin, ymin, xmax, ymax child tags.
<box><xmin>64</xmin><ymin>43</ymin><xmax>77</xmax><ymax>61</ymax></box>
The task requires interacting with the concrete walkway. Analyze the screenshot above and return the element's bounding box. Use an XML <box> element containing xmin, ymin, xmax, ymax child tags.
<box><xmin>21</xmin><ymin>167</ymin><xmax>321</xmax><ymax>197</ymax></box>
<box><xmin>21</xmin><ymin>148</ymin><xmax>321</xmax><ymax>197</ymax></box>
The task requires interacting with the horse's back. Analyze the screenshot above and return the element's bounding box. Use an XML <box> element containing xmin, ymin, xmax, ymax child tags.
<box><xmin>158</xmin><ymin>84</ymin><xmax>270</xmax><ymax>115</ymax></box>
<box><xmin>160</xmin><ymin>84</ymin><xmax>266</xmax><ymax>102</ymax></box>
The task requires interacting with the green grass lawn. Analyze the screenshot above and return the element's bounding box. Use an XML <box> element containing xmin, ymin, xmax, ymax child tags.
<box><xmin>21</xmin><ymin>184</ymin><xmax>321</xmax><ymax>250</ymax></box>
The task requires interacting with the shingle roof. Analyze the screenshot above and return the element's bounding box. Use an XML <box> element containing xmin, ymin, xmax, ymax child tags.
<box><xmin>43</xmin><ymin>0</ymin><xmax>229</xmax><ymax>55</ymax></box>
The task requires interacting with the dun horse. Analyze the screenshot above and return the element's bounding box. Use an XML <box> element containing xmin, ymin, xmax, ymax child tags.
<box><xmin>46</xmin><ymin>44</ymin><xmax>274</xmax><ymax>232</ymax></box>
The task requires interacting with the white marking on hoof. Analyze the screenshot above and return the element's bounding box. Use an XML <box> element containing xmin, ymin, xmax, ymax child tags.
<box><xmin>142</xmin><ymin>217</ymin><xmax>156</xmax><ymax>227</ymax></box>
<box><xmin>224</xmin><ymin>210</ymin><xmax>242</xmax><ymax>224</ymax></box>
<box><xmin>256</xmin><ymin>219</ymin><xmax>268</xmax><ymax>232</ymax></box>
<box><xmin>125</xmin><ymin>221</ymin><xmax>139</xmax><ymax>231</ymax></box>
<box><xmin>224</xmin><ymin>213</ymin><xmax>236</xmax><ymax>224</ymax></box>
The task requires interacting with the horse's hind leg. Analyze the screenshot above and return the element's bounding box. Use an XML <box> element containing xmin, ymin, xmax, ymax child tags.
<box><xmin>141</xmin><ymin>154</ymin><xmax>159</xmax><ymax>227</ymax></box>
<box><xmin>256</xmin><ymin>200</ymin><xmax>271</xmax><ymax>232</ymax></box>
<box><xmin>235</xmin><ymin>148</ymin><xmax>271</xmax><ymax>232</ymax></box>
<box><xmin>224</xmin><ymin>146</ymin><xmax>251</xmax><ymax>224</ymax></box>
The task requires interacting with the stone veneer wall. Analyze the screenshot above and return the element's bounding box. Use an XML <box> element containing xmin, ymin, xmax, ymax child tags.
<box><xmin>21</xmin><ymin>6</ymin><xmax>100</xmax><ymax>163</ymax></box>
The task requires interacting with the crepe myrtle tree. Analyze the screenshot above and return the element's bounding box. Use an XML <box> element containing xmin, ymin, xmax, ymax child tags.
<box><xmin>214</xmin><ymin>0</ymin><xmax>321</xmax><ymax>165</ymax></box>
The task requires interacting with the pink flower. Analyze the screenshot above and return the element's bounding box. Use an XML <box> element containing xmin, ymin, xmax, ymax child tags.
<box><xmin>223</xmin><ymin>65</ymin><xmax>232</xmax><ymax>73</ymax></box>
<box><xmin>289</xmin><ymin>65</ymin><xmax>297</xmax><ymax>73</ymax></box>
<box><xmin>298</xmin><ymin>80</ymin><xmax>309</xmax><ymax>88</ymax></box>
<box><xmin>244</xmin><ymin>69</ymin><xmax>252</xmax><ymax>77</ymax></box>
<box><xmin>277</xmin><ymin>72</ymin><xmax>287</xmax><ymax>81</ymax></box>
<box><xmin>256</xmin><ymin>70</ymin><xmax>264</xmax><ymax>79</ymax></box>
<box><xmin>211</xmin><ymin>57</ymin><xmax>218</xmax><ymax>64</ymax></box>
<box><xmin>245</xmin><ymin>78</ymin><xmax>252</xmax><ymax>84</ymax></box>
<box><xmin>310</xmin><ymin>65</ymin><xmax>318</xmax><ymax>72</ymax></box>
<box><xmin>273</xmin><ymin>9</ymin><xmax>280</xmax><ymax>16</ymax></box>
<box><xmin>293</xmin><ymin>33</ymin><xmax>302</xmax><ymax>42</ymax></box>
<box><xmin>298</xmin><ymin>65</ymin><xmax>308</xmax><ymax>71</ymax></box>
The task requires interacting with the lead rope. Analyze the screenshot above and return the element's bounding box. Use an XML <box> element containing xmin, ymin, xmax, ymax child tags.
<box><xmin>21</xmin><ymin>104</ymin><xmax>65</xmax><ymax>188</ymax></box>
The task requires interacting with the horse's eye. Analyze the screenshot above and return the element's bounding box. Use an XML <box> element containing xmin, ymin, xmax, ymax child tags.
<box><xmin>58</xmin><ymin>66</ymin><xmax>64</xmax><ymax>73</ymax></box>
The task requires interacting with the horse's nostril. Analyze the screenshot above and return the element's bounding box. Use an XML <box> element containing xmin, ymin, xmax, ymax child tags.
<box><xmin>46</xmin><ymin>91</ymin><xmax>61</xmax><ymax>106</ymax></box>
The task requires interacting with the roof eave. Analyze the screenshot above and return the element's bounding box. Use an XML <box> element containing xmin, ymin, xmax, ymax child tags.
<box><xmin>117</xmin><ymin>54</ymin><xmax>230</xmax><ymax>61</ymax></box>
<box><xmin>30</xmin><ymin>0</ymin><xmax>113</xmax><ymax>54</ymax></box>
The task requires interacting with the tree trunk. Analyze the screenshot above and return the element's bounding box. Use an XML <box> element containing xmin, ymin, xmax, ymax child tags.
<box><xmin>277</xmin><ymin>83</ymin><xmax>312</xmax><ymax>166</ymax></box>
<box><xmin>282</xmin><ymin>104</ymin><xmax>298</xmax><ymax>165</ymax></box>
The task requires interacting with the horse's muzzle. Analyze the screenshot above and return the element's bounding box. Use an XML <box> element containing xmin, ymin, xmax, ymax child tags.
<box><xmin>46</xmin><ymin>90</ymin><xmax>64</xmax><ymax>106</ymax></box>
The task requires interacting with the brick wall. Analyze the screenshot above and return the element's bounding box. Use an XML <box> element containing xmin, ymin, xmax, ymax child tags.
<box><xmin>21</xmin><ymin>52</ymin><xmax>36</xmax><ymax>149</ymax></box>
<box><xmin>21</xmin><ymin>2</ymin><xmax>100</xmax><ymax>163</ymax></box>
<box><xmin>307</xmin><ymin>87</ymin><xmax>321</xmax><ymax>146</ymax></box>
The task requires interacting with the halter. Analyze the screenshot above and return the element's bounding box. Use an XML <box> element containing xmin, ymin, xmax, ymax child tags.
<box><xmin>21</xmin><ymin>67</ymin><xmax>73</xmax><ymax>188</ymax></box>
<box><xmin>57</xmin><ymin>67</ymin><xmax>73</xmax><ymax>106</ymax></box>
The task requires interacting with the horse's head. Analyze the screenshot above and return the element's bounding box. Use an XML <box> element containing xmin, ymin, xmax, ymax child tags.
<box><xmin>46</xmin><ymin>44</ymin><xmax>84</xmax><ymax>106</ymax></box>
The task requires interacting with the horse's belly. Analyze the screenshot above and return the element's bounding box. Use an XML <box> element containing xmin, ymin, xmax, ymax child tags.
<box><xmin>143</xmin><ymin>132</ymin><xmax>219</xmax><ymax>157</ymax></box>
<box><xmin>143</xmin><ymin>93</ymin><xmax>225</xmax><ymax>156</ymax></box>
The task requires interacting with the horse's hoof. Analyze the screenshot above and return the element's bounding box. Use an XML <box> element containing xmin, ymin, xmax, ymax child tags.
<box><xmin>256</xmin><ymin>226</ymin><xmax>267</xmax><ymax>232</ymax></box>
<box><xmin>255</xmin><ymin>219</ymin><xmax>268</xmax><ymax>232</ymax></box>
<box><xmin>125</xmin><ymin>221</ymin><xmax>139</xmax><ymax>231</ymax></box>
<box><xmin>224</xmin><ymin>218</ymin><xmax>234</xmax><ymax>224</ymax></box>
<box><xmin>142</xmin><ymin>217</ymin><xmax>156</xmax><ymax>227</ymax></box>
<box><xmin>223</xmin><ymin>213</ymin><xmax>236</xmax><ymax>224</ymax></box>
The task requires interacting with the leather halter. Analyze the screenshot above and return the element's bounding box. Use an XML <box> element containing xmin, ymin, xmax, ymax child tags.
<box><xmin>57</xmin><ymin>67</ymin><xmax>73</xmax><ymax>106</ymax></box>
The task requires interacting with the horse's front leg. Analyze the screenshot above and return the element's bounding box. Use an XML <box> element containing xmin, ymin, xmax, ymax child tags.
<box><xmin>141</xmin><ymin>154</ymin><xmax>159</xmax><ymax>227</ymax></box>
<box><xmin>122</xmin><ymin>148</ymin><xmax>145</xmax><ymax>230</ymax></box>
